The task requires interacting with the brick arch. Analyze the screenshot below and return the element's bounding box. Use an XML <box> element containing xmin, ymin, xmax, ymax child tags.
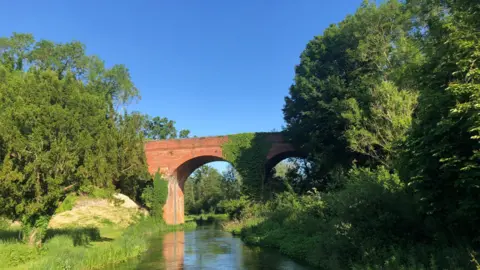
<box><xmin>265</xmin><ymin>150</ymin><xmax>306</xmax><ymax>178</ymax></box>
<box><xmin>173</xmin><ymin>155</ymin><xmax>228</xmax><ymax>184</ymax></box>
<box><xmin>144</xmin><ymin>132</ymin><xmax>299</xmax><ymax>224</ymax></box>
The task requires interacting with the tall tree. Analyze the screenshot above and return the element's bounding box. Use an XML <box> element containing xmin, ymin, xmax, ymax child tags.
<box><xmin>144</xmin><ymin>116</ymin><xmax>190</xmax><ymax>140</ymax></box>
<box><xmin>283</xmin><ymin>0</ymin><xmax>422</xmax><ymax>188</ymax></box>
<box><xmin>0</xmin><ymin>33</ymin><xmax>148</xmax><ymax>244</ymax></box>
<box><xmin>221</xmin><ymin>165</ymin><xmax>242</xmax><ymax>200</ymax></box>
<box><xmin>399</xmin><ymin>0</ymin><xmax>480</xmax><ymax>242</ymax></box>
<box><xmin>184</xmin><ymin>165</ymin><xmax>223</xmax><ymax>214</ymax></box>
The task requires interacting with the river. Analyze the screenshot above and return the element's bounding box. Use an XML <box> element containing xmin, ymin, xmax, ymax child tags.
<box><xmin>109</xmin><ymin>222</ymin><xmax>314</xmax><ymax>269</ymax></box>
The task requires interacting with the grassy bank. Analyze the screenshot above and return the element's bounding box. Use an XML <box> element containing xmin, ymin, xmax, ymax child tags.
<box><xmin>0</xmin><ymin>217</ymin><xmax>196</xmax><ymax>270</ymax></box>
<box><xmin>221</xmin><ymin>169</ymin><xmax>480</xmax><ymax>269</ymax></box>
<box><xmin>186</xmin><ymin>213</ymin><xmax>228</xmax><ymax>223</ymax></box>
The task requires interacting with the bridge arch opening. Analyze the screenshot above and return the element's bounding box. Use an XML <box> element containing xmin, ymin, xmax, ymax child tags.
<box><xmin>168</xmin><ymin>156</ymin><xmax>242</xmax><ymax>223</ymax></box>
<box><xmin>173</xmin><ymin>155</ymin><xmax>230</xmax><ymax>185</ymax></box>
<box><xmin>264</xmin><ymin>150</ymin><xmax>307</xmax><ymax>198</ymax></box>
<box><xmin>265</xmin><ymin>150</ymin><xmax>306</xmax><ymax>178</ymax></box>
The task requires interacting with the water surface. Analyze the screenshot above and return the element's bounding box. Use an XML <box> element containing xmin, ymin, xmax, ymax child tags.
<box><xmin>111</xmin><ymin>223</ymin><xmax>314</xmax><ymax>269</ymax></box>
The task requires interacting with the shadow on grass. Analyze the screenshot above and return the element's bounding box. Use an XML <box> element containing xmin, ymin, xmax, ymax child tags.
<box><xmin>0</xmin><ymin>230</ymin><xmax>22</xmax><ymax>242</ymax></box>
<box><xmin>0</xmin><ymin>227</ymin><xmax>112</xmax><ymax>246</ymax></box>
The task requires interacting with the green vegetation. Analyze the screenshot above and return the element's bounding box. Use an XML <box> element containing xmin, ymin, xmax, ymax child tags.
<box><xmin>222</xmin><ymin>0</ymin><xmax>480</xmax><ymax>269</ymax></box>
<box><xmin>221</xmin><ymin>133</ymin><xmax>272</xmax><ymax>198</ymax></box>
<box><xmin>0</xmin><ymin>217</ymin><xmax>196</xmax><ymax>270</ymax></box>
<box><xmin>0</xmin><ymin>33</ymin><xmax>151</xmax><ymax>244</ymax></box>
<box><xmin>184</xmin><ymin>164</ymin><xmax>243</xmax><ymax>218</ymax></box>
<box><xmin>141</xmin><ymin>172</ymin><xmax>169</xmax><ymax>217</ymax></box>
<box><xmin>1</xmin><ymin>0</ymin><xmax>479</xmax><ymax>268</ymax></box>
<box><xmin>54</xmin><ymin>194</ymin><xmax>79</xmax><ymax>214</ymax></box>
<box><xmin>185</xmin><ymin>165</ymin><xmax>224</xmax><ymax>214</ymax></box>
<box><xmin>186</xmin><ymin>213</ymin><xmax>228</xmax><ymax>223</ymax></box>
<box><xmin>143</xmin><ymin>116</ymin><xmax>190</xmax><ymax>140</ymax></box>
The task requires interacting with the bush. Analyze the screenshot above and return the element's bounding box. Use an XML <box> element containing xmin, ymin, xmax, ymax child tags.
<box><xmin>217</xmin><ymin>196</ymin><xmax>251</xmax><ymax>220</ymax></box>
<box><xmin>232</xmin><ymin>167</ymin><xmax>478</xmax><ymax>269</ymax></box>
<box><xmin>55</xmin><ymin>194</ymin><xmax>79</xmax><ymax>214</ymax></box>
<box><xmin>0</xmin><ymin>216</ymin><xmax>10</xmax><ymax>230</ymax></box>
<box><xmin>141</xmin><ymin>172</ymin><xmax>168</xmax><ymax>218</ymax></box>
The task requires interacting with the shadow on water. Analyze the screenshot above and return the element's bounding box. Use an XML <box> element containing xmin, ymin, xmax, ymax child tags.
<box><xmin>108</xmin><ymin>223</ymin><xmax>314</xmax><ymax>270</ymax></box>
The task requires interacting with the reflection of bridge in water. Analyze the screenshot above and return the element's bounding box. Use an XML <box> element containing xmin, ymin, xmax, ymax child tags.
<box><xmin>144</xmin><ymin>132</ymin><xmax>304</xmax><ymax>224</ymax></box>
<box><xmin>162</xmin><ymin>230</ymin><xmax>184</xmax><ymax>270</ymax></box>
<box><xmin>125</xmin><ymin>225</ymin><xmax>313</xmax><ymax>269</ymax></box>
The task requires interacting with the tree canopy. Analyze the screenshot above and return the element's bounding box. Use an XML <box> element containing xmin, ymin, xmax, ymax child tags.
<box><xmin>0</xmin><ymin>33</ymin><xmax>149</xmax><ymax>238</ymax></box>
<box><xmin>283</xmin><ymin>0</ymin><xmax>480</xmax><ymax>254</ymax></box>
<box><xmin>283</xmin><ymin>0</ymin><xmax>422</xmax><ymax>186</ymax></box>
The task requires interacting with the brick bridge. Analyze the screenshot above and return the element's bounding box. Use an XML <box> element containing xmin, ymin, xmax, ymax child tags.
<box><xmin>144</xmin><ymin>132</ymin><xmax>301</xmax><ymax>224</ymax></box>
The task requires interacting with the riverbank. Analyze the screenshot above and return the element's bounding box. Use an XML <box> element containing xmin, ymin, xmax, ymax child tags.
<box><xmin>221</xmin><ymin>187</ymin><xmax>480</xmax><ymax>269</ymax></box>
<box><xmin>1</xmin><ymin>217</ymin><xmax>196</xmax><ymax>270</ymax></box>
<box><xmin>0</xmin><ymin>193</ymin><xmax>196</xmax><ymax>270</ymax></box>
<box><xmin>186</xmin><ymin>213</ymin><xmax>228</xmax><ymax>223</ymax></box>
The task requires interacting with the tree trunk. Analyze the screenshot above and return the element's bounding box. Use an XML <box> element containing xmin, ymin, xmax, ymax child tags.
<box><xmin>26</xmin><ymin>227</ymin><xmax>42</xmax><ymax>247</ymax></box>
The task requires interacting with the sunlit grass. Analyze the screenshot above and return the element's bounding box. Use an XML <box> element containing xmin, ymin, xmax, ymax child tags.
<box><xmin>0</xmin><ymin>218</ymin><xmax>197</xmax><ymax>270</ymax></box>
<box><xmin>186</xmin><ymin>213</ymin><xmax>228</xmax><ymax>223</ymax></box>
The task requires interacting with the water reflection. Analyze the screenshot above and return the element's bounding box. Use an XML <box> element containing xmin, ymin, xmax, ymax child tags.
<box><xmin>112</xmin><ymin>224</ymin><xmax>313</xmax><ymax>270</ymax></box>
<box><xmin>163</xmin><ymin>231</ymin><xmax>185</xmax><ymax>269</ymax></box>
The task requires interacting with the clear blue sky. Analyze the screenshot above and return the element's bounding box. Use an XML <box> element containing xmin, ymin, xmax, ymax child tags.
<box><xmin>1</xmin><ymin>0</ymin><xmax>362</xmax><ymax>171</ymax></box>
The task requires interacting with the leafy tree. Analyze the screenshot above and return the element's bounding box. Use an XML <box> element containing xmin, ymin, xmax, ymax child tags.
<box><xmin>115</xmin><ymin>112</ymin><xmax>151</xmax><ymax>202</ymax></box>
<box><xmin>144</xmin><ymin>116</ymin><xmax>190</xmax><ymax>140</ymax></box>
<box><xmin>399</xmin><ymin>0</ymin><xmax>480</xmax><ymax>243</ymax></box>
<box><xmin>141</xmin><ymin>172</ymin><xmax>168</xmax><ymax>218</ymax></box>
<box><xmin>179</xmin><ymin>129</ymin><xmax>190</xmax><ymax>138</ymax></box>
<box><xmin>184</xmin><ymin>165</ymin><xmax>224</xmax><ymax>214</ymax></box>
<box><xmin>283</xmin><ymin>0</ymin><xmax>422</xmax><ymax>188</ymax></box>
<box><xmin>220</xmin><ymin>164</ymin><xmax>242</xmax><ymax>200</ymax></box>
<box><xmin>0</xmin><ymin>33</ymin><xmax>148</xmax><ymax>244</ymax></box>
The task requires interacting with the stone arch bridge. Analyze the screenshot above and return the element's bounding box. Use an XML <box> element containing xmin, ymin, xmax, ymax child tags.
<box><xmin>144</xmin><ymin>132</ymin><xmax>302</xmax><ymax>224</ymax></box>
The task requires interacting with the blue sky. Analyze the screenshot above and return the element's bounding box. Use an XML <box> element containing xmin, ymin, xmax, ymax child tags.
<box><xmin>1</xmin><ymin>0</ymin><xmax>362</xmax><ymax>171</ymax></box>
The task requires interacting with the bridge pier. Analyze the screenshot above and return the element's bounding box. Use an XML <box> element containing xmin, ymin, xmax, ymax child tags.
<box><xmin>163</xmin><ymin>176</ymin><xmax>185</xmax><ymax>225</ymax></box>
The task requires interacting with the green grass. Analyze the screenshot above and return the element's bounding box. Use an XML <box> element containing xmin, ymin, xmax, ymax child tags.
<box><xmin>186</xmin><ymin>213</ymin><xmax>228</xmax><ymax>223</ymax></box>
<box><xmin>55</xmin><ymin>194</ymin><xmax>79</xmax><ymax>214</ymax></box>
<box><xmin>0</xmin><ymin>218</ymin><xmax>197</xmax><ymax>270</ymax></box>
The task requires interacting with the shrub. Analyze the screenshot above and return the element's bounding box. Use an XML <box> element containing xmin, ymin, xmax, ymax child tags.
<box><xmin>55</xmin><ymin>194</ymin><xmax>79</xmax><ymax>214</ymax></box>
<box><xmin>141</xmin><ymin>172</ymin><xmax>168</xmax><ymax>218</ymax></box>
<box><xmin>233</xmin><ymin>167</ymin><xmax>478</xmax><ymax>269</ymax></box>
<box><xmin>217</xmin><ymin>196</ymin><xmax>251</xmax><ymax>220</ymax></box>
<box><xmin>0</xmin><ymin>216</ymin><xmax>10</xmax><ymax>230</ymax></box>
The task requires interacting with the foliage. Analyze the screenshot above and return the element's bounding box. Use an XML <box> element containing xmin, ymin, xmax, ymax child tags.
<box><xmin>343</xmin><ymin>81</ymin><xmax>418</xmax><ymax>166</ymax></box>
<box><xmin>141</xmin><ymin>172</ymin><xmax>168</xmax><ymax>218</ymax></box>
<box><xmin>217</xmin><ymin>196</ymin><xmax>251</xmax><ymax>220</ymax></box>
<box><xmin>398</xmin><ymin>0</ymin><xmax>480</xmax><ymax>245</ymax></box>
<box><xmin>114</xmin><ymin>112</ymin><xmax>151</xmax><ymax>202</ymax></box>
<box><xmin>0</xmin><ymin>216</ymin><xmax>10</xmax><ymax>230</ymax></box>
<box><xmin>221</xmin><ymin>132</ymin><xmax>272</xmax><ymax>199</ymax></box>
<box><xmin>143</xmin><ymin>115</ymin><xmax>190</xmax><ymax>140</ymax></box>
<box><xmin>229</xmin><ymin>167</ymin><xmax>477</xmax><ymax>269</ymax></box>
<box><xmin>263</xmin><ymin>161</ymin><xmax>297</xmax><ymax>198</ymax></box>
<box><xmin>283</xmin><ymin>0</ymin><xmax>422</xmax><ymax>187</ymax></box>
<box><xmin>186</xmin><ymin>213</ymin><xmax>228</xmax><ymax>223</ymax></box>
<box><xmin>220</xmin><ymin>164</ymin><xmax>243</xmax><ymax>200</ymax></box>
<box><xmin>0</xmin><ymin>217</ymin><xmax>196</xmax><ymax>269</ymax></box>
<box><xmin>0</xmin><ymin>33</ymin><xmax>150</xmax><ymax>240</ymax></box>
<box><xmin>266</xmin><ymin>0</ymin><xmax>480</xmax><ymax>267</ymax></box>
<box><xmin>184</xmin><ymin>165</ymin><xmax>224</xmax><ymax>214</ymax></box>
<box><xmin>54</xmin><ymin>194</ymin><xmax>79</xmax><ymax>214</ymax></box>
